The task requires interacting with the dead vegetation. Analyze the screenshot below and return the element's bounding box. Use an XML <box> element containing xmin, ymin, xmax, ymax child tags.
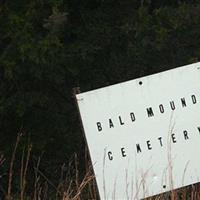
<box><xmin>0</xmin><ymin>134</ymin><xmax>200</xmax><ymax>200</ymax></box>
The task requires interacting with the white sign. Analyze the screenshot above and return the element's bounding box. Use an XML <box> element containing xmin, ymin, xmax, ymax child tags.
<box><xmin>76</xmin><ymin>62</ymin><xmax>200</xmax><ymax>199</ymax></box>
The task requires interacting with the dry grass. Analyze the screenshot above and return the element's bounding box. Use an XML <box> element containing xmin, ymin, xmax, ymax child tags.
<box><xmin>0</xmin><ymin>134</ymin><xmax>200</xmax><ymax>200</ymax></box>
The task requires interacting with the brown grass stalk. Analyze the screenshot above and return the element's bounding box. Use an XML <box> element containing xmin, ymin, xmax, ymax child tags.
<box><xmin>6</xmin><ymin>132</ymin><xmax>22</xmax><ymax>200</ymax></box>
<box><xmin>20</xmin><ymin>144</ymin><xmax>32</xmax><ymax>200</ymax></box>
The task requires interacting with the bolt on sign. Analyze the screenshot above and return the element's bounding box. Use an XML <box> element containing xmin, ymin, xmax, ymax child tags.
<box><xmin>76</xmin><ymin>62</ymin><xmax>200</xmax><ymax>200</ymax></box>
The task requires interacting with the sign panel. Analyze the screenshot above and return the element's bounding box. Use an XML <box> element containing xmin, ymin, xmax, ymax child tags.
<box><xmin>76</xmin><ymin>62</ymin><xmax>200</xmax><ymax>199</ymax></box>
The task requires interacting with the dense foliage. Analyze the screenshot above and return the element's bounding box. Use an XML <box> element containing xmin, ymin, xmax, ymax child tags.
<box><xmin>1</xmin><ymin>0</ymin><xmax>200</xmax><ymax>191</ymax></box>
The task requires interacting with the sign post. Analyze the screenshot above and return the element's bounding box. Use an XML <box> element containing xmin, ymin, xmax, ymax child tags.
<box><xmin>76</xmin><ymin>62</ymin><xmax>200</xmax><ymax>199</ymax></box>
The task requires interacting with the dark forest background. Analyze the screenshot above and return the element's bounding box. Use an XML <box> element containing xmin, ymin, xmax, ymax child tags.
<box><xmin>1</xmin><ymin>0</ymin><xmax>200</xmax><ymax>197</ymax></box>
